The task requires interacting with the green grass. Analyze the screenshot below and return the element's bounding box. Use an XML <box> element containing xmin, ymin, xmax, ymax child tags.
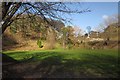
<box><xmin>3</xmin><ymin>49</ymin><xmax>119</xmax><ymax>78</ymax></box>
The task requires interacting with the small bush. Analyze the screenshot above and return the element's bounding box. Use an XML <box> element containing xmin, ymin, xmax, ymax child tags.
<box><xmin>68</xmin><ymin>44</ymin><xmax>73</xmax><ymax>49</ymax></box>
<box><xmin>37</xmin><ymin>39</ymin><xmax>43</xmax><ymax>48</ymax></box>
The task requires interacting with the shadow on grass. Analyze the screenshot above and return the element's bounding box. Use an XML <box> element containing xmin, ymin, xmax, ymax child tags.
<box><xmin>2</xmin><ymin>53</ymin><xmax>24</xmax><ymax>79</ymax></box>
<box><xmin>2</xmin><ymin>51</ymin><xmax>119</xmax><ymax>78</ymax></box>
<box><xmin>31</xmin><ymin>54</ymin><xmax>118</xmax><ymax>78</ymax></box>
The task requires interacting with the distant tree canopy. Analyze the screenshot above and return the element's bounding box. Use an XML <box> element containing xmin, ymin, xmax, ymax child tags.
<box><xmin>8</xmin><ymin>16</ymin><xmax>66</xmax><ymax>44</ymax></box>
<box><xmin>1</xmin><ymin>2</ymin><xmax>90</xmax><ymax>34</ymax></box>
<box><xmin>9</xmin><ymin>14</ymin><xmax>64</xmax><ymax>35</ymax></box>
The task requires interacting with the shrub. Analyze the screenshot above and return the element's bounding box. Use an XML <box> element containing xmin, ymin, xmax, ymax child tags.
<box><xmin>68</xmin><ymin>44</ymin><xmax>73</xmax><ymax>49</ymax></box>
<box><xmin>37</xmin><ymin>39</ymin><xmax>43</xmax><ymax>48</ymax></box>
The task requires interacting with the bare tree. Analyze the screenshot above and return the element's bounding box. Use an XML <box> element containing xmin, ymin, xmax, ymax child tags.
<box><xmin>95</xmin><ymin>23</ymin><xmax>106</xmax><ymax>33</ymax></box>
<box><xmin>45</xmin><ymin>27</ymin><xmax>56</xmax><ymax>49</ymax></box>
<box><xmin>1</xmin><ymin>2</ymin><xmax>22</xmax><ymax>33</ymax></box>
<box><xmin>1</xmin><ymin>2</ymin><xmax>90</xmax><ymax>34</ymax></box>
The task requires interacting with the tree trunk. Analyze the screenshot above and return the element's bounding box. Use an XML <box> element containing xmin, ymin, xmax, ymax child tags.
<box><xmin>1</xmin><ymin>2</ymin><xmax>21</xmax><ymax>34</ymax></box>
<box><xmin>63</xmin><ymin>38</ymin><xmax>66</xmax><ymax>49</ymax></box>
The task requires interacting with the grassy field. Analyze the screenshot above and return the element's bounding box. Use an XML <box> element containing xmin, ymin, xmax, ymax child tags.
<box><xmin>3</xmin><ymin>49</ymin><xmax>119</xmax><ymax>78</ymax></box>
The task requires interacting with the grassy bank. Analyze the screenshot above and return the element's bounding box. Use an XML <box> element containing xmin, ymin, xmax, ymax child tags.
<box><xmin>3</xmin><ymin>49</ymin><xmax>119</xmax><ymax>78</ymax></box>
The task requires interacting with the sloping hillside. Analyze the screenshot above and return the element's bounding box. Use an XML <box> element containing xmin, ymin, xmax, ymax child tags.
<box><xmin>2</xmin><ymin>16</ymin><xmax>65</xmax><ymax>51</ymax></box>
<box><xmin>88</xmin><ymin>23</ymin><xmax>119</xmax><ymax>49</ymax></box>
<box><xmin>3</xmin><ymin>28</ymin><xmax>43</xmax><ymax>51</ymax></box>
<box><xmin>100</xmin><ymin>23</ymin><xmax>119</xmax><ymax>40</ymax></box>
